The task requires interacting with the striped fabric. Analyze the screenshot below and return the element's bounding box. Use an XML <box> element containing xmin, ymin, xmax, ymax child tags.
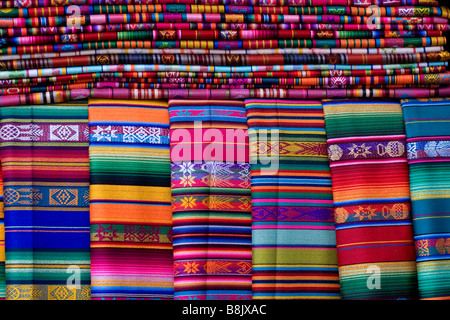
<box><xmin>88</xmin><ymin>99</ymin><xmax>173</xmax><ymax>300</ymax></box>
<box><xmin>169</xmin><ymin>100</ymin><xmax>252</xmax><ymax>300</ymax></box>
<box><xmin>245</xmin><ymin>99</ymin><xmax>340</xmax><ymax>300</ymax></box>
<box><xmin>401</xmin><ymin>97</ymin><xmax>450</xmax><ymax>300</ymax></box>
<box><xmin>0</xmin><ymin>101</ymin><xmax>91</xmax><ymax>300</ymax></box>
<box><xmin>323</xmin><ymin>100</ymin><xmax>418</xmax><ymax>300</ymax></box>
<box><xmin>0</xmin><ymin>167</ymin><xmax>4</xmax><ymax>300</ymax></box>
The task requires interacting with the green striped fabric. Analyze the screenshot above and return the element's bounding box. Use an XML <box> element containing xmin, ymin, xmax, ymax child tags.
<box><xmin>0</xmin><ymin>101</ymin><xmax>91</xmax><ymax>300</ymax></box>
<box><xmin>402</xmin><ymin>97</ymin><xmax>450</xmax><ymax>300</ymax></box>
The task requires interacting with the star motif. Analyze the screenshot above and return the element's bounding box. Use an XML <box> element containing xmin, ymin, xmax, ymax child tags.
<box><xmin>183</xmin><ymin>261</ymin><xmax>200</xmax><ymax>274</ymax></box>
<box><xmin>179</xmin><ymin>162</ymin><xmax>196</xmax><ymax>175</ymax></box>
<box><xmin>180</xmin><ymin>174</ymin><xmax>196</xmax><ymax>187</ymax></box>
<box><xmin>180</xmin><ymin>196</ymin><xmax>197</xmax><ymax>209</ymax></box>
<box><xmin>353</xmin><ymin>206</ymin><xmax>377</xmax><ymax>221</ymax></box>
<box><xmin>94</xmin><ymin>224</ymin><xmax>119</xmax><ymax>241</ymax></box>
<box><xmin>92</xmin><ymin>126</ymin><xmax>118</xmax><ymax>142</ymax></box>
<box><xmin>348</xmin><ymin>143</ymin><xmax>372</xmax><ymax>158</ymax></box>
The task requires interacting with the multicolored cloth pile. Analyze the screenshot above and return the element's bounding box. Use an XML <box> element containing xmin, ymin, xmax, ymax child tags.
<box><xmin>0</xmin><ymin>0</ymin><xmax>450</xmax><ymax>301</ymax></box>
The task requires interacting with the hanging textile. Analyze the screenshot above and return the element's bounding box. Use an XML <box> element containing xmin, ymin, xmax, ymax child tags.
<box><xmin>322</xmin><ymin>100</ymin><xmax>418</xmax><ymax>300</ymax></box>
<box><xmin>169</xmin><ymin>99</ymin><xmax>252</xmax><ymax>300</ymax></box>
<box><xmin>88</xmin><ymin>98</ymin><xmax>173</xmax><ymax>300</ymax></box>
<box><xmin>245</xmin><ymin>99</ymin><xmax>340</xmax><ymax>300</ymax></box>
<box><xmin>0</xmin><ymin>101</ymin><xmax>91</xmax><ymax>300</ymax></box>
<box><xmin>401</xmin><ymin>97</ymin><xmax>450</xmax><ymax>300</ymax></box>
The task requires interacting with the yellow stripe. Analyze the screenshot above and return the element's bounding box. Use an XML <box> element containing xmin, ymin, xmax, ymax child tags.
<box><xmin>90</xmin><ymin>185</ymin><xmax>170</xmax><ymax>202</ymax></box>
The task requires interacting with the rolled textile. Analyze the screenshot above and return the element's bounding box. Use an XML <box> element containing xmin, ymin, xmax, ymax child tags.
<box><xmin>322</xmin><ymin>99</ymin><xmax>418</xmax><ymax>299</ymax></box>
<box><xmin>1</xmin><ymin>37</ymin><xmax>447</xmax><ymax>55</ymax></box>
<box><xmin>3</xmin><ymin>87</ymin><xmax>450</xmax><ymax>107</ymax></box>
<box><xmin>0</xmin><ymin>64</ymin><xmax>445</xmax><ymax>86</ymax></box>
<box><xmin>88</xmin><ymin>98</ymin><xmax>173</xmax><ymax>300</ymax></box>
<box><xmin>1</xmin><ymin>23</ymin><xmax>449</xmax><ymax>38</ymax></box>
<box><xmin>0</xmin><ymin>4</ymin><xmax>447</xmax><ymax>17</ymax></box>
<box><xmin>1</xmin><ymin>13</ymin><xmax>447</xmax><ymax>28</ymax></box>
<box><xmin>169</xmin><ymin>99</ymin><xmax>252</xmax><ymax>300</ymax></box>
<box><xmin>2</xmin><ymin>65</ymin><xmax>446</xmax><ymax>89</ymax></box>
<box><xmin>2</xmin><ymin>74</ymin><xmax>448</xmax><ymax>94</ymax></box>
<box><xmin>1</xmin><ymin>67</ymin><xmax>447</xmax><ymax>92</ymax></box>
<box><xmin>0</xmin><ymin>0</ymin><xmax>440</xmax><ymax>8</ymax></box>
<box><xmin>7</xmin><ymin>72</ymin><xmax>450</xmax><ymax>88</ymax></box>
<box><xmin>1</xmin><ymin>83</ymin><xmax>444</xmax><ymax>94</ymax></box>
<box><xmin>401</xmin><ymin>97</ymin><xmax>450</xmax><ymax>300</ymax></box>
<box><xmin>1</xmin><ymin>30</ymin><xmax>445</xmax><ymax>47</ymax></box>
<box><xmin>245</xmin><ymin>99</ymin><xmax>340</xmax><ymax>299</ymax></box>
<box><xmin>2</xmin><ymin>79</ymin><xmax>446</xmax><ymax>95</ymax></box>
<box><xmin>3</xmin><ymin>63</ymin><xmax>449</xmax><ymax>80</ymax></box>
<box><xmin>0</xmin><ymin>100</ymin><xmax>91</xmax><ymax>300</ymax></box>
<box><xmin>2</xmin><ymin>52</ymin><xmax>448</xmax><ymax>70</ymax></box>
<box><xmin>0</xmin><ymin>46</ymin><xmax>443</xmax><ymax>61</ymax></box>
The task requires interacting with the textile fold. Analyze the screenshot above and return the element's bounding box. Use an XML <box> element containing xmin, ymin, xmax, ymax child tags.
<box><xmin>323</xmin><ymin>99</ymin><xmax>418</xmax><ymax>300</ymax></box>
<box><xmin>169</xmin><ymin>99</ymin><xmax>252</xmax><ymax>300</ymax></box>
<box><xmin>401</xmin><ymin>97</ymin><xmax>450</xmax><ymax>300</ymax></box>
<box><xmin>88</xmin><ymin>98</ymin><xmax>174</xmax><ymax>300</ymax></box>
<box><xmin>0</xmin><ymin>101</ymin><xmax>91</xmax><ymax>300</ymax></box>
<box><xmin>245</xmin><ymin>99</ymin><xmax>340</xmax><ymax>299</ymax></box>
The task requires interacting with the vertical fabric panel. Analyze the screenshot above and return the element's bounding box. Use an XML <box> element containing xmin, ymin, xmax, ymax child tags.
<box><xmin>169</xmin><ymin>99</ymin><xmax>252</xmax><ymax>300</ymax></box>
<box><xmin>88</xmin><ymin>99</ymin><xmax>173</xmax><ymax>300</ymax></box>
<box><xmin>323</xmin><ymin>100</ymin><xmax>418</xmax><ymax>300</ymax></box>
<box><xmin>245</xmin><ymin>99</ymin><xmax>340</xmax><ymax>300</ymax></box>
<box><xmin>401</xmin><ymin>97</ymin><xmax>450</xmax><ymax>300</ymax></box>
<box><xmin>0</xmin><ymin>101</ymin><xmax>91</xmax><ymax>300</ymax></box>
<box><xmin>0</xmin><ymin>167</ymin><xmax>4</xmax><ymax>300</ymax></box>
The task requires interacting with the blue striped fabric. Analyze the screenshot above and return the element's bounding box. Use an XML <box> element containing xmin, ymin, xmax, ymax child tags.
<box><xmin>0</xmin><ymin>101</ymin><xmax>91</xmax><ymax>300</ymax></box>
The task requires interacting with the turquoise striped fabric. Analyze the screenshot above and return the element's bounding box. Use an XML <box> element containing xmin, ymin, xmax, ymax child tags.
<box><xmin>402</xmin><ymin>97</ymin><xmax>450</xmax><ymax>300</ymax></box>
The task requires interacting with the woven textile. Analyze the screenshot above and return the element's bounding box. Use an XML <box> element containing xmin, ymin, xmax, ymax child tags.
<box><xmin>169</xmin><ymin>99</ymin><xmax>252</xmax><ymax>300</ymax></box>
<box><xmin>245</xmin><ymin>99</ymin><xmax>340</xmax><ymax>300</ymax></box>
<box><xmin>89</xmin><ymin>98</ymin><xmax>173</xmax><ymax>300</ymax></box>
<box><xmin>401</xmin><ymin>97</ymin><xmax>450</xmax><ymax>300</ymax></box>
<box><xmin>0</xmin><ymin>101</ymin><xmax>91</xmax><ymax>300</ymax></box>
<box><xmin>0</xmin><ymin>0</ymin><xmax>448</xmax><ymax>105</ymax></box>
<box><xmin>0</xmin><ymin>0</ymin><xmax>450</xmax><ymax>301</ymax></box>
<box><xmin>323</xmin><ymin>100</ymin><xmax>418</xmax><ymax>300</ymax></box>
<box><xmin>0</xmin><ymin>167</ymin><xmax>4</xmax><ymax>300</ymax></box>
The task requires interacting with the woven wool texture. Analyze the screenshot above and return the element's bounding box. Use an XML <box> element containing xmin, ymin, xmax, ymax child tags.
<box><xmin>401</xmin><ymin>97</ymin><xmax>450</xmax><ymax>300</ymax></box>
<box><xmin>323</xmin><ymin>100</ymin><xmax>418</xmax><ymax>300</ymax></box>
<box><xmin>88</xmin><ymin>99</ymin><xmax>173</xmax><ymax>300</ymax></box>
<box><xmin>0</xmin><ymin>101</ymin><xmax>91</xmax><ymax>300</ymax></box>
<box><xmin>0</xmin><ymin>167</ymin><xmax>4</xmax><ymax>300</ymax></box>
<box><xmin>169</xmin><ymin>99</ymin><xmax>252</xmax><ymax>300</ymax></box>
<box><xmin>245</xmin><ymin>99</ymin><xmax>340</xmax><ymax>299</ymax></box>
